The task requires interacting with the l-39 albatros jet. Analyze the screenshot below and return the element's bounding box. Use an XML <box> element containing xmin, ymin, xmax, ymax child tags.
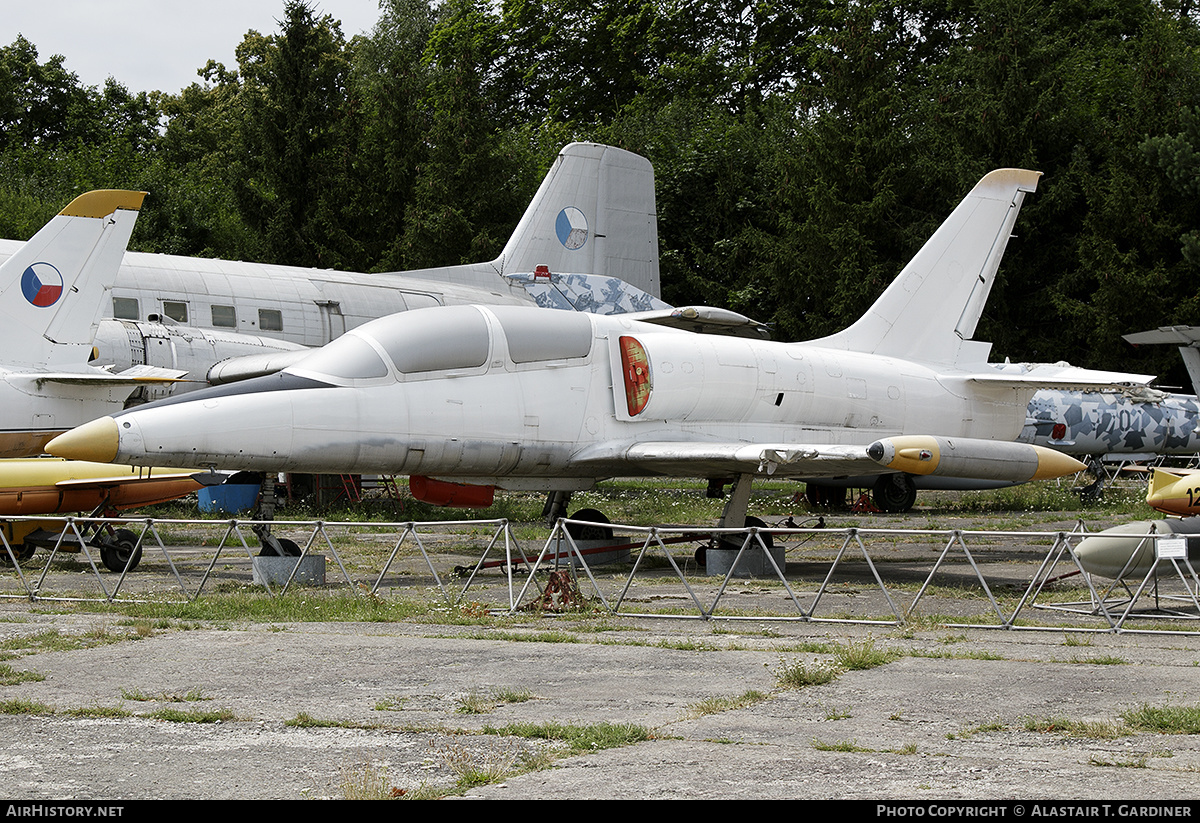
<box><xmin>48</xmin><ymin>170</ymin><xmax>1154</xmax><ymax>530</ymax></box>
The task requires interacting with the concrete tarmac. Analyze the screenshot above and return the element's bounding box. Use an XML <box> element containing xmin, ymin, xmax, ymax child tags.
<box><xmin>2</xmin><ymin>605</ymin><xmax>1200</xmax><ymax>800</ymax></box>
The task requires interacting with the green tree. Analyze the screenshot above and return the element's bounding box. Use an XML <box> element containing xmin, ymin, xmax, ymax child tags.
<box><xmin>351</xmin><ymin>0</ymin><xmax>437</xmax><ymax>270</ymax></box>
<box><xmin>234</xmin><ymin>1</ymin><xmax>362</xmax><ymax>268</ymax></box>
<box><xmin>398</xmin><ymin>0</ymin><xmax>538</xmax><ymax>269</ymax></box>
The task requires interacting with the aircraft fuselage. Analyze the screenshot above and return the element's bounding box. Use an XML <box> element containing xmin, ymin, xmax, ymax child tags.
<box><xmin>64</xmin><ymin>306</ymin><xmax>1034</xmax><ymax>486</ymax></box>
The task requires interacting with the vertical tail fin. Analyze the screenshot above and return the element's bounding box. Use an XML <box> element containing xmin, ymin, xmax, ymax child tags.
<box><xmin>496</xmin><ymin>143</ymin><xmax>661</xmax><ymax>298</ymax></box>
<box><xmin>0</xmin><ymin>190</ymin><xmax>145</xmax><ymax>370</ymax></box>
<box><xmin>814</xmin><ymin>169</ymin><xmax>1041</xmax><ymax>365</ymax></box>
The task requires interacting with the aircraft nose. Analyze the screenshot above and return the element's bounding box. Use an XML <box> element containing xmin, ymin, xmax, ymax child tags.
<box><xmin>46</xmin><ymin>417</ymin><xmax>120</xmax><ymax>463</ymax></box>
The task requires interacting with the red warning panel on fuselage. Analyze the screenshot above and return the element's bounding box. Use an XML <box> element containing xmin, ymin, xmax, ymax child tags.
<box><xmin>619</xmin><ymin>335</ymin><xmax>652</xmax><ymax>417</ymax></box>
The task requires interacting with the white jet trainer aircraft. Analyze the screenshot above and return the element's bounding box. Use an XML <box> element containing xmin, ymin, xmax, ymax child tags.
<box><xmin>0</xmin><ymin>190</ymin><xmax>190</xmax><ymax>458</ymax></box>
<box><xmin>48</xmin><ymin>170</ymin><xmax>1154</xmax><ymax>530</ymax></box>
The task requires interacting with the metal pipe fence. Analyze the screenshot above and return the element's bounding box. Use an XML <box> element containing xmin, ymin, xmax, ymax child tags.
<box><xmin>1</xmin><ymin>513</ymin><xmax>1197</xmax><ymax>633</ymax></box>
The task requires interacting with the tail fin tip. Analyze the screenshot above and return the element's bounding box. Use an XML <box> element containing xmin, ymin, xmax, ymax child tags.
<box><xmin>60</xmin><ymin>190</ymin><xmax>147</xmax><ymax>219</ymax></box>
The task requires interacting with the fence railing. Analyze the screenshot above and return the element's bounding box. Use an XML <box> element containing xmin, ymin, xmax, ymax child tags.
<box><xmin>2</xmin><ymin>514</ymin><xmax>1197</xmax><ymax>633</ymax></box>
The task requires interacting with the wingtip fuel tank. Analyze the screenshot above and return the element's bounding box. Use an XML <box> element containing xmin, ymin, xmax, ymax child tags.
<box><xmin>866</xmin><ymin>436</ymin><xmax>1086</xmax><ymax>482</ymax></box>
<box><xmin>1074</xmin><ymin>518</ymin><xmax>1200</xmax><ymax>580</ymax></box>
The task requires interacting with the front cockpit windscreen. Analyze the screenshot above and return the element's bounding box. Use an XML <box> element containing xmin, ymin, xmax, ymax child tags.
<box><xmin>290</xmin><ymin>332</ymin><xmax>389</xmax><ymax>380</ymax></box>
<box><xmin>370</xmin><ymin>305</ymin><xmax>491</xmax><ymax>374</ymax></box>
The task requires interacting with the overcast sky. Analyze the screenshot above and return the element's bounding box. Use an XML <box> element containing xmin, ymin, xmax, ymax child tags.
<box><xmin>7</xmin><ymin>1</ymin><xmax>384</xmax><ymax>95</ymax></box>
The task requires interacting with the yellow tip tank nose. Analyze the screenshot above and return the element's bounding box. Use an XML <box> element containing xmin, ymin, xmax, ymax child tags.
<box><xmin>1030</xmin><ymin>447</ymin><xmax>1086</xmax><ymax>480</ymax></box>
<box><xmin>45</xmin><ymin>417</ymin><xmax>120</xmax><ymax>463</ymax></box>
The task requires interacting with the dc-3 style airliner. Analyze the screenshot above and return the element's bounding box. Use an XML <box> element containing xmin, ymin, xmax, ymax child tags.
<box><xmin>47</xmin><ymin>169</ymin><xmax>1156</xmax><ymax>531</ymax></box>
<box><xmin>0</xmin><ymin>144</ymin><xmax>669</xmax><ymax>407</ymax></box>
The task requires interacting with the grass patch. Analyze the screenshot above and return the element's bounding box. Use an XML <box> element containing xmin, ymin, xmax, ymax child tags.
<box><xmin>834</xmin><ymin>638</ymin><xmax>899</xmax><ymax>670</ymax></box>
<box><xmin>120</xmin><ymin>687</ymin><xmax>209</xmax><ymax>702</ymax></box>
<box><xmin>812</xmin><ymin>737</ymin><xmax>872</xmax><ymax>752</ymax></box>
<box><xmin>688</xmin><ymin>690</ymin><xmax>770</xmax><ymax>718</ymax></box>
<box><xmin>0</xmin><ymin>627</ymin><xmax>135</xmax><ymax>659</ymax></box>
<box><xmin>94</xmin><ymin>590</ymin><xmax>433</xmax><ymax>625</ymax></box>
<box><xmin>284</xmin><ymin>711</ymin><xmax>383</xmax><ymax>729</ymax></box>
<box><xmin>0</xmin><ymin>697</ymin><xmax>55</xmax><ymax>715</ymax></box>
<box><xmin>0</xmin><ymin>662</ymin><xmax>44</xmax><ymax>685</ymax></box>
<box><xmin>772</xmin><ymin>657</ymin><xmax>841</xmax><ymax>688</ymax></box>
<box><xmin>1023</xmin><ymin>716</ymin><xmax>1129</xmax><ymax>739</ymax></box>
<box><xmin>339</xmin><ymin>761</ymin><xmax>407</xmax><ymax>800</ymax></box>
<box><xmin>1121</xmin><ymin>704</ymin><xmax>1200</xmax><ymax>735</ymax></box>
<box><xmin>947</xmin><ymin>720</ymin><xmax>1007</xmax><ymax>740</ymax></box>
<box><xmin>62</xmin><ymin>705</ymin><xmax>133</xmax><ymax>719</ymax></box>
<box><xmin>480</xmin><ymin>720</ymin><xmax>653</xmax><ymax>754</ymax></box>
<box><xmin>145</xmin><ymin>707</ymin><xmax>239</xmax><ymax>723</ymax></box>
<box><xmin>1089</xmin><ymin>754</ymin><xmax>1150</xmax><ymax>768</ymax></box>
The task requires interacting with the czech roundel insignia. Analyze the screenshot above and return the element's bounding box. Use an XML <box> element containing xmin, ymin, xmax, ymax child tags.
<box><xmin>21</xmin><ymin>263</ymin><xmax>64</xmax><ymax>307</ymax></box>
<box><xmin>555</xmin><ymin>207</ymin><xmax>588</xmax><ymax>250</ymax></box>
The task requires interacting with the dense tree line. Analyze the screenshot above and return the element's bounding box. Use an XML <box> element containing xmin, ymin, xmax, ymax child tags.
<box><xmin>2</xmin><ymin>0</ymin><xmax>1199</xmax><ymax>384</ymax></box>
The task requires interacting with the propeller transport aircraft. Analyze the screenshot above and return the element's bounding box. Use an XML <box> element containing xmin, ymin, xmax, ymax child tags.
<box><xmin>0</xmin><ymin>144</ymin><xmax>667</xmax><ymax>407</ymax></box>
<box><xmin>48</xmin><ymin>169</ymin><xmax>1157</xmax><ymax>539</ymax></box>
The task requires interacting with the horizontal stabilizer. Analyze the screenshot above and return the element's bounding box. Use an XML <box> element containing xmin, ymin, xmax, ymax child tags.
<box><xmin>506</xmin><ymin>268</ymin><xmax>669</xmax><ymax>315</ymax></box>
<box><xmin>626</xmin><ymin>306</ymin><xmax>772</xmax><ymax>339</ymax></box>
<box><xmin>206</xmin><ymin>349</ymin><xmax>313</xmax><ymax>385</ymax></box>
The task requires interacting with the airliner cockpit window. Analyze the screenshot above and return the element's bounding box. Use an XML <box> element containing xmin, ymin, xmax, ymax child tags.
<box><xmin>370</xmin><ymin>306</ymin><xmax>490</xmax><ymax>374</ymax></box>
<box><xmin>294</xmin><ymin>333</ymin><xmax>389</xmax><ymax>380</ymax></box>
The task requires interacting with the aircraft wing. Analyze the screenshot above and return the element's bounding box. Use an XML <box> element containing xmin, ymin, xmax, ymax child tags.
<box><xmin>571</xmin><ymin>435</ymin><xmax>1084</xmax><ymax>483</ymax></box>
<box><xmin>52</xmin><ymin>469</ymin><xmax>220</xmax><ymax>489</ymax></box>
<box><xmin>17</xmin><ymin>365</ymin><xmax>189</xmax><ymax>386</ymax></box>
<box><xmin>966</xmin><ymin>363</ymin><xmax>1156</xmax><ymax>390</ymax></box>
<box><xmin>572</xmin><ymin>441</ymin><xmax>866</xmax><ymax>478</ymax></box>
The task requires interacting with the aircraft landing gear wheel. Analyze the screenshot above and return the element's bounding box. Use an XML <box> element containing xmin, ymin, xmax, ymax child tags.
<box><xmin>720</xmin><ymin>516</ymin><xmax>774</xmax><ymax>551</ymax></box>
<box><xmin>100</xmin><ymin>529</ymin><xmax>142</xmax><ymax>573</ymax></box>
<box><xmin>806</xmin><ymin>484</ymin><xmax>847</xmax><ymax>509</ymax></box>
<box><xmin>259</xmin><ymin>538</ymin><xmax>302</xmax><ymax>557</ymax></box>
<box><xmin>872</xmin><ymin>474</ymin><xmax>917</xmax><ymax>513</ymax></box>
<box><xmin>565</xmin><ymin>509</ymin><xmax>613</xmax><ymax>541</ymax></box>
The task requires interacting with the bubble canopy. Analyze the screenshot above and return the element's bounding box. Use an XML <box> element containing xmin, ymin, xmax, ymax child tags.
<box><xmin>292</xmin><ymin>305</ymin><xmax>594</xmax><ymax>382</ymax></box>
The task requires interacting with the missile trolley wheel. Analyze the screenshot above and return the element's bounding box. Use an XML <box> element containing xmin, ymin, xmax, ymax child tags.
<box><xmin>1</xmin><ymin>544</ymin><xmax>35</xmax><ymax>564</ymax></box>
<box><xmin>565</xmin><ymin>509</ymin><xmax>613</xmax><ymax>541</ymax></box>
<box><xmin>100</xmin><ymin>529</ymin><xmax>142</xmax><ymax>573</ymax></box>
<box><xmin>872</xmin><ymin>474</ymin><xmax>918</xmax><ymax>513</ymax></box>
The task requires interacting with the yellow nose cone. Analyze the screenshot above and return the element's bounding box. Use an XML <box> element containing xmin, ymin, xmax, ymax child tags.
<box><xmin>1030</xmin><ymin>447</ymin><xmax>1087</xmax><ymax>480</ymax></box>
<box><xmin>45</xmin><ymin>417</ymin><xmax>120</xmax><ymax>463</ymax></box>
